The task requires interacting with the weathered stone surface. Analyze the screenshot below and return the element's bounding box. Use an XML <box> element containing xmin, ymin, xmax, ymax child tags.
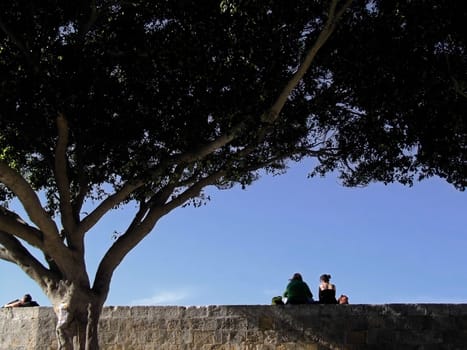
<box><xmin>0</xmin><ymin>304</ymin><xmax>466</xmax><ymax>349</ymax></box>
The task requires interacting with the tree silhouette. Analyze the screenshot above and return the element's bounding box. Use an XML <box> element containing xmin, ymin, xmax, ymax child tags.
<box><xmin>0</xmin><ymin>0</ymin><xmax>465</xmax><ymax>348</ymax></box>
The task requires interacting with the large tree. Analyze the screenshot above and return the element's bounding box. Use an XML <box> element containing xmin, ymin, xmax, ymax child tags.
<box><xmin>0</xmin><ymin>0</ymin><xmax>465</xmax><ymax>348</ymax></box>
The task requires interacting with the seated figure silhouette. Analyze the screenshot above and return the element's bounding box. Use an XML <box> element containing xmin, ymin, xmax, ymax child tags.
<box><xmin>318</xmin><ymin>274</ymin><xmax>337</xmax><ymax>304</ymax></box>
<box><xmin>3</xmin><ymin>294</ymin><xmax>39</xmax><ymax>308</ymax></box>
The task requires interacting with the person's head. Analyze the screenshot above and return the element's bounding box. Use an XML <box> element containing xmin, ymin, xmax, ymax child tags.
<box><xmin>290</xmin><ymin>273</ymin><xmax>303</xmax><ymax>281</ymax></box>
<box><xmin>22</xmin><ymin>294</ymin><xmax>32</xmax><ymax>302</ymax></box>
<box><xmin>320</xmin><ymin>274</ymin><xmax>331</xmax><ymax>283</ymax></box>
<box><xmin>271</xmin><ymin>296</ymin><xmax>284</xmax><ymax>305</ymax></box>
<box><xmin>338</xmin><ymin>294</ymin><xmax>349</xmax><ymax>304</ymax></box>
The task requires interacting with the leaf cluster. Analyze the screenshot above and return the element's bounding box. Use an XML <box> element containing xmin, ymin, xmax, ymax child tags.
<box><xmin>306</xmin><ymin>0</ymin><xmax>466</xmax><ymax>189</ymax></box>
<box><xmin>0</xmin><ymin>0</ymin><xmax>465</xmax><ymax>215</ymax></box>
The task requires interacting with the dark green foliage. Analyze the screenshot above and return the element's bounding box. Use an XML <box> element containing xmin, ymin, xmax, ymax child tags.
<box><xmin>0</xmin><ymin>0</ymin><xmax>465</xmax><ymax>213</ymax></box>
<box><xmin>308</xmin><ymin>0</ymin><xmax>466</xmax><ymax>189</ymax></box>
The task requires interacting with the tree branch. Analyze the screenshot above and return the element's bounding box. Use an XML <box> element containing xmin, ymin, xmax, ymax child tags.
<box><xmin>0</xmin><ymin>207</ymin><xmax>43</xmax><ymax>248</ymax></box>
<box><xmin>121</xmin><ymin>201</ymin><xmax>151</xmax><ymax>239</ymax></box>
<box><xmin>54</xmin><ymin>113</ymin><xmax>77</xmax><ymax>237</ymax></box>
<box><xmin>176</xmin><ymin>131</ymin><xmax>239</xmax><ymax>164</ymax></box>
<box><xmin>0</xmin><ymin>247</ymin><xmax>15</xmax><ymax>263</ymax></box>
<box><xmin>73</xmin><ymin>178</ymin><xmax>89</xmax><ymax>221</ymax></box>
<box><xmin>91</xmin><ymin>135</ymin><xmax>329</xmax><ymax>296</ymax></box>
<box><xmin>0</xmin><ymin>162</ymin><xmax>75</xmax><ymax>275</ymax></box>
<box><xmin>262</xmin><ymin>0</ymin><xmax>353</xmax><ymax>124</ymax></box>
<box><xmin>0</xmin><ymin>162</ymin><xmax>60</xmax><ymax>238</ymax></box>
<box><xmin>78</xmin><ymin>180</ymin><xmax>144</xmax><ymax>235</ymax></box>
<box><xmin>0</xmin><ymin>231</ymin><xmax>57</xmax><ymax>291</ymax></box>
<box><xmin>88</xmin><ymin>0</ymin><xmax>355</xmax><ymax>297</ymax></box>
<box><xmin>92</xmin><ymin>169</ymin><xmax>225</xmax><ymax>296</ymax></box>
<box><xmin>161</xmin><ymin>170</ymin><xmax>226</xmax><ymax>215</ymax></box>
<box><xmin>165</xmin><ymin>0</ymin><xmax>353</xmax><ymax>172</ymax></box>
<box><xmin>70</xmin><ymin>149</ymin><xmax>92</xmax><ymax>220</ymax></box>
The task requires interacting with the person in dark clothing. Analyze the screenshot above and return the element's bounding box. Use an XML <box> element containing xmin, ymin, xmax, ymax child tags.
<box><xmin>283</xmin><ymin>273</ymin><xmax>314</xmax><ymax>304</ymax></box>
<box><xmin>338</xmin><ymin>294</ymin><xmax>349</xmax><ymax>304</ymax></box>
<box><xmin>318</xmin><ymin>274</ymin><xmax>337</xmax><ymax>304</ymax></box>
<box><xmin>3</xmin><ymin>294</ymin><xmax>39</xmax><ymax>308</ymax></box>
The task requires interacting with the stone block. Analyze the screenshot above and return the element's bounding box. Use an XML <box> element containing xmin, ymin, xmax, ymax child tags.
<box><xmin>367</xmin><ymin>329</ymin><xmax>399</xmax><ymax>345</ymax></box>
<box><xmin>193</xmin><ymin>330</ymin><xmax>216</xmax><ymax>345</ymax></box>
<box><xmin>455</xmin><ymin>315</ymin><xmax>467</xmax><ymax>329</ymax></box>
<box><xmin>442</xmin><ymin>330</ymin><xmax>467</xmax><ymax>345</ymax></box>
<box><xmin>258</xmin><ymin>316</ymin><xmax>275</xmax><ymax>330</ymax></box>
<box><xmin>399</xmin><ymin>315</ymin><xmax>435</xmax><ymax>331</ymax></box>
<box><xmin>345</xmin><ymin>330</ymin><xmax>367</xmax><ymax>344</ymax></box>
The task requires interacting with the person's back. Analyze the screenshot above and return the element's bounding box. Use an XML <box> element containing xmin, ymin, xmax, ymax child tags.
<box><xmin>318</xmin><ymin>274</ymin><xmax>337</xmax><ymax>304</ymax></box>
<box><xmin>319</xmin><ymin>288</ymin><xmax>337</xmax><ymax>304</ymax></box>
<box><xmin>283</xmin><ymin>273</ymin><xmax>313</xmax><ymax>304</ymax></box>
<box><xmin>20</xmin><ymin>300</ymin><xmax>39</xmax><ymax>307</ymax></box>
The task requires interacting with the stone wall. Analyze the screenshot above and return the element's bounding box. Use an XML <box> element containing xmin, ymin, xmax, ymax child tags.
<box><xmin>1</xmin><ymin>304</ymin><xmax>466</xmax><ymax>349</ymax></box>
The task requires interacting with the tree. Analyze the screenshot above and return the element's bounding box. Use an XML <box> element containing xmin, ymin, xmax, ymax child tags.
<box><xmin>0</xmin><ymin>0</ymin><xmax>465</xmax><ymax>348</ymax></box>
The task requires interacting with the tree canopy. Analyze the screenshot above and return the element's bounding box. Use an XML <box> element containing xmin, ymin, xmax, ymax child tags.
<box><xmin>0</xmin><ymin>0</ymin><xmax>465</xmax><ymax>348</ymax></box>
<box><xmin>0</xmin><ymin>1</ymin><xmax>464</xmax><ymax>207</ymax></box>
<box><xmin>311</xmin><ymin>1</ymin><xmax>466</xmax><ymax>188</ymax></box>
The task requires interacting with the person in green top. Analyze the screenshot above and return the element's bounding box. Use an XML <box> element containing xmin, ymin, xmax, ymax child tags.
<box><xmin>283</xmin><ymin>273</ymin><xmax>314</xmax><ymax>304</ymax></box>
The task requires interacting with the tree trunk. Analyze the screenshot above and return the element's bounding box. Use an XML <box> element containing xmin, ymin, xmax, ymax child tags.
<box><xmin>50</xmin><ymin>283</ymin><xmax>104</xmax><ymax>350</ymax></box>
<box><xmin>54</xmin><ymin>300</ymin><xmax>102</xmax><ymax>350</ymax></box>
<box><xmin>85</xmin><ymin>303</ymin><xmax>102</xmax><ymax>350</ymax></box>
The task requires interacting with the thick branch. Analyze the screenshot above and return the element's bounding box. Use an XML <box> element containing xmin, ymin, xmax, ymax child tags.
<box><xmin>176</xmin><ymin>131</ymin><xmax>239</xmax><ymax>164</ymax></box>
<box><xmin>108</xmin><ymin>168</ymin><xmax>182</xmax><ymax>241</ymax></box>
<box><xmin>121</xmin><ymin>201</ymin><xmax>151</xmax><ymax>239</ymax></box>
<box><xmin>0</xmin><ymin>208</ymin><xmax>43</xmax><ymax>248</ymax></box>
<box><xmin>89</xmin><ymin>0</ymin><xmax>354</xmax><ymax>296</ymax></box>
<box><xmin>262</xmin><ymin>0</ymin><xmax>353</xmax><ymax>124</ymax></box>
<box><xmin>54</xmin><ymin>113</ymin><xmax>77</xmax><ymax>235</ymax></box>
<box><xmin>0</xmin><ymin>247</ymin><xmax>14</xmax><ymax>263</ymax></box>
<box><xmin>92</xmin><ymin>169</ymin><xmax>225</xmax><ymax>295</ymax></box>
<box><xmin>92</xmin><ymin>138</ymin><xmax>327</xmax><ymax>295</ymax></box>
<box><xmin>0</xmin><ymin>162</ymin><xmax>60</xmax><ymax>238</ymax></box>
<box><xmin>73</xmin><ymin>176</ymin><xmax>90</xmax><ymax>220</ymax></box>
<box><xmin>162</xmin><ymin>170</ymin><xmax>226</xmax><ymax>215</ymax></box>
<box><xmin>166</xmin><ymin>1</ymin><xmax>352</xmax><ymax>170</ymax></box>
<box><xmin>0</xmin><ymin>231</ymin><xmax>57</xmax><ymax>291</ymax></box>
<box><xmin>78</xmin><ymin>180</ymin><xmax>144</xmax><ymax>235</ymax></box>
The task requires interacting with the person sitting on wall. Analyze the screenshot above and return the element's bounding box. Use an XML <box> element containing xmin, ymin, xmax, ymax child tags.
<box><xmin>318</xmin><ymin>274</ymin><xmax>338</xmax><ymax>304</ymax></box>
<box><xmin>283</xmin><ymin>272</ymin><xmax>314</xmax><ymax>304</ymax></box>
<box><xmin>337</xmin><ymin>294</ymin><xmax>349</xmax><ymax>304</ymax></box>
<box><xmin>3</xmin><ymin>294</ymin><xmax>39</xmax><ymax>308</ymax></box>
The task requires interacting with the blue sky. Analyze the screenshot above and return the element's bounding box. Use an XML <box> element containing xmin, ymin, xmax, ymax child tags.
<box><xmin>1</xmin><ymin>159</ymin><xmax>466</xmax><ymax>307</ymax></box>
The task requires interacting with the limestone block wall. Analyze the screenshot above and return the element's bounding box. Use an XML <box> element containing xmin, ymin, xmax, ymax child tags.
<box><xmin>1</xmin><ymin>304</ymin><xmax>466</xmax><ymax>350</ymax></box>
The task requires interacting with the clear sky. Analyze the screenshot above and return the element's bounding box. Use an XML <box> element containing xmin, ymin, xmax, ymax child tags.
<box><xmin>1</xmin><ymin>158</ymin><xmax>466</xmax><ymax>307</ymax></box>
